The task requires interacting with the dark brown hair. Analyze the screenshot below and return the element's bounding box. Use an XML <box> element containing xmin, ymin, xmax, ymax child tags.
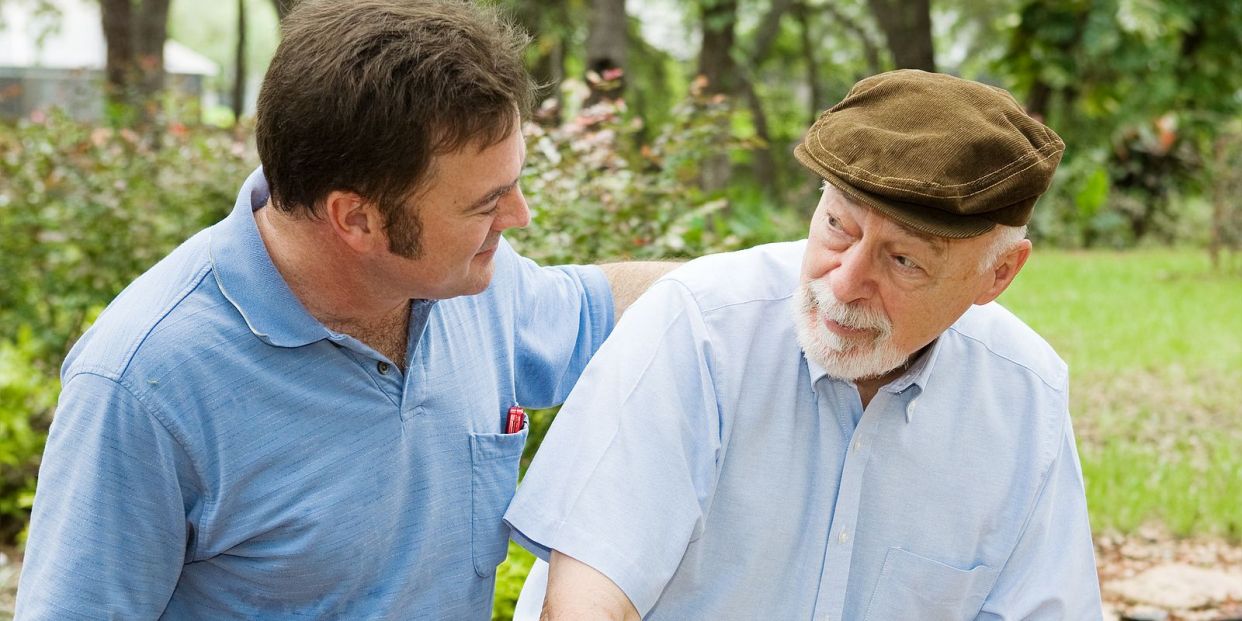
<box><xmin>256</xmin><ymin>0</ymin><xmax>533</xmax><ymax>224</ymax></box>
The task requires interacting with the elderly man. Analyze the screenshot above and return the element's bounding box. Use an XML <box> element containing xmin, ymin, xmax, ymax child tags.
<box><xmin>16</xmin><ymin>1</ymin><xmax>669</xmax><ymax>618</ymax></box>
<box><xmin>505</xmin><ymin>70</ymin><xmax>1102</xmax><ymax>620</ymax></box>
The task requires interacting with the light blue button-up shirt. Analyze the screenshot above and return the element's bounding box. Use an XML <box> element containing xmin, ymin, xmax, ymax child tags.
<box><xmin>506</xmin><ymin>240</ymin><xmax>1101</xmax><ymax>620</ymax></box>
<box><xmin>16</xmin><ymin>169</ymin><xmax>613</xmax><ymax>619</ymax></box>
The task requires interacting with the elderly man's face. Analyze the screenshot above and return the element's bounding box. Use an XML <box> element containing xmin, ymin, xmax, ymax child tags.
<box><xmin>794</xmin><ymin>185</ymin><xmax>1027</xmax><ymax>381</ymax></box>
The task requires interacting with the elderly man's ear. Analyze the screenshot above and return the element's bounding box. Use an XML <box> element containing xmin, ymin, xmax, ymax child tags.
<box><xmin>974</xmin><ymin>239</ymin><xmax>1032</xmax><ymax>306</ymax></box>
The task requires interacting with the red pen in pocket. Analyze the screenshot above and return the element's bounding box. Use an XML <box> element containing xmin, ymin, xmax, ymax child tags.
<box><xmin>505</xmin><ymin>404</ymin><xmax>526</xmax><ymax>434</ymax></box>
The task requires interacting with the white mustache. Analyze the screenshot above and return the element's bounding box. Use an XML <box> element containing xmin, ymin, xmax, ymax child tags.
<box><xmin>805</xmin><ymin>280</ymin><xmax>892</xmax><ymax>339</ymax></box>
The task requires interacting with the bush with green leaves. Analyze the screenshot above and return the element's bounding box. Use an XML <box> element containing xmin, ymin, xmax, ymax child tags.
<box><xmin>0</xmin><ymin>112</ymin><xmax>255</xmax><ymax>358</ymax></box>
<box><xmin>509</xmin><ymin>88</ymin><xmax>802</xmax><ymax>264</ymax></box>
<box><xmin>0</xmin><ymin>112</ymin><xmax>256</xmax><ymax>543</ymax></box>
<box><xmin>0</xmin><ymin>328</ymin><xmax>56</xmax><ymax>544</ymax></box>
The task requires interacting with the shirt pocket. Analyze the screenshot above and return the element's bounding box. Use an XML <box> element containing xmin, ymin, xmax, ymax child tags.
<box><xmin>863</xmin><ymin>547</ymin><xmax>997</xmax><ymax>621</ymax></box>
<box><xmin>470</xmin><ymin>428</ymin><xmax>529</xmax><ymax>577</ymax></box>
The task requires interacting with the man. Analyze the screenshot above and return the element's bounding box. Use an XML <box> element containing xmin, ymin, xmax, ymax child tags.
<box><xmin>15</xmin><ymin>1</ymin><xmax>668</xmax><ymax>618</ymax></box>
<box><xmin>505</xmin><ymin>70</ymin><xmax>1103</xmax><ymax>620</ymax></box>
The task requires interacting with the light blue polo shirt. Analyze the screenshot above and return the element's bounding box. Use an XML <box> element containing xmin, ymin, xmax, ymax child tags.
<box><xmin>505</xmin><ymin>241</ymin><xmax>1102</xmax><ymax>620</ymax></box>
<box><xmin>15</xmin><ymin>169</ymin><xmax>613</xmax><ymax>619</ymax></box>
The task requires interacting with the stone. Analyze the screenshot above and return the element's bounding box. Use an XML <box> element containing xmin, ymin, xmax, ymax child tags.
<box><xmin>1106</xmin><ymin>563</ymin><xmax>1242</xmax><ymax>611</ymax></box>
<box><xmin>1120</xmin><ymin>608</ymin><xmax>1168</xmax><ymax>621</ymax></box>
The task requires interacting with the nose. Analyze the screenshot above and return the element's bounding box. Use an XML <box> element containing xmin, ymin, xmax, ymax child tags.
<box><xmin>494</xmin><ymin>185</ymin><xmax>531</xmax><ymax>231</ymax></box>
<box><xmin>828</xmin><ymin>245</ymin><xmax>876</xmax><ymax>304</ymax></box>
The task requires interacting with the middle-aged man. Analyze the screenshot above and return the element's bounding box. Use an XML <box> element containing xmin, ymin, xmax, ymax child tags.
<box><xmin>505</xmin><ymin>70</ymin><xmax>1103</xmax><ymax>620</ymax></box>
<box><xmin>15</xmin><ymin>1</ymin><xmax>669</xmax><ymax>619</ymax></box>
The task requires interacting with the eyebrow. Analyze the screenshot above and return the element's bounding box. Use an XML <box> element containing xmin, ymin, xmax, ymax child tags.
<box><xmin>466</xmin><ymin>178</ymin><xmax>519</xmax><ymax>212</ymax></box>
<box><xmin>892</xmin><ymin>221</ymin><xmax>948</xmax><ymax>256</ymax></box>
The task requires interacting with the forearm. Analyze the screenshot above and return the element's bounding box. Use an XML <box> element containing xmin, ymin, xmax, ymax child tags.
<box><xmin>541</xmin><ymin>551</ymin><xmax>641</xmax><ymax>621</ymax></box>
<box><xmin>598</xmin><ymin>261</ymin><xmax>680</xmax><ymax>319</ymax></box>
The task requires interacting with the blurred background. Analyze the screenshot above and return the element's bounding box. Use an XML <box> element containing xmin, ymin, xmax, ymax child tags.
<box><xmin>0</xmin><ymin>0</ymin><xmax>1239</xmax><ymax>618</ymax></box>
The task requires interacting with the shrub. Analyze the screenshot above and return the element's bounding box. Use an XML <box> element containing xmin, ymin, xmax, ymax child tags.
<box><xmin>0</xmin><ymin>112</ymin><xmax>256</xmax><ymax>542</ymax></box>
<box><xmin>509</xmin><ymin>87</ymin><xmax>797</xmax><ymax>264</ymax></box>
<box><xmin>0</xmin><ymin>329</ymin><xmax>56</xmax><ymax>544</ymax></box>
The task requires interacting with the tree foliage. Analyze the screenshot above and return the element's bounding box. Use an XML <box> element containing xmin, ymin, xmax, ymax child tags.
<box><xmin>997</xmin><ymin>0</ymin><xmax>1242</xmax><ymax>246</ymax></box>
<box><xmin>0</xmin><ymin>113</ymin><xmax>255</xmax><ymax>540</ymax></box>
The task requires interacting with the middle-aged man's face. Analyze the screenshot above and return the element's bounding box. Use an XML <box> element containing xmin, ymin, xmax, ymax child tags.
<box><xmin>795</xmin><ymin>184</ymin><xmax>1009</xmax><ymax>380</ymax></box>
<box><xmin>376</xmin><ymin>119</ymin><xmax>530</xmax><ymax>300</ymax></box>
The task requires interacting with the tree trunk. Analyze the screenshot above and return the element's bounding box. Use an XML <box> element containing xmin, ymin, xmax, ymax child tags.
<box><xmin>232</xmin><ymin>0</ymin><xmax>247</xmax><ymax>122</ymax></box>
<box><xmin>585</xmin><ymin>0</ymin><xmax>627</xmax><ymax>104</ymax></box>
<box><xmin>1026</xmin><ymin>80</ymin><xmax>1053</xmax><ymax>121</ymax></box>
<box><xmin>795</xmin><ymin>2</ymin><xmax>824</xmax><ymax>124</ymax></box>
<box><xmin>697</xmin><ymin>0</ymin><xmax>739</xmax><ymax>193</ymax></box>
<box><xmin>100</xmin><ymin>0</ymin><xmax>171</xmax><ymax>123</ymax></box>
<box><xmin>866</xmin><ymin>0</ymin><xmax>936</xmax><ymax>72</ymax></box>
<box><xmin>738</xmin><ymin>0</ymin><xmax>797</xmax><ymax>194</ymax></box>
<box><xmin>100</xmin><ymin>0</ymin><xmax>133</xmax><ymax>108</ymax></box>
<box><xmin>512</xmin><ymin>0</ymin><xmax>569</xmax><ymax>123</ymax></box>
<box><xmin>530</xmin><ymin>37</ymin><xmax>566</xmax><ymax>122</ymax></box>
<box><xmin>697</xmin><ymin>0</ymin><xmax>738</xmax><ymax>95</ymax></box>
<box><xmin>736</xmin><ymin>73</ymin><xmax>778</xmax><ymax>191</ymax></box>
<box><xmin>231</xmin><ymin>0</ymin><xmax>247</xmax><ymax>122</ymax></box>
<box><xmin>134</xmin><ymin>0</ymin><xmax>170</xmax><ymax>96</ymax></box>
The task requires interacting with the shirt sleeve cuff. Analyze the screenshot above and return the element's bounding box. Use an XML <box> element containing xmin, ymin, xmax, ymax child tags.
<box><xmin>570</xmin><ymin>264</ymin><xmax>615</xmax><ymax>348</ymax></box>
<box><xmin>505</xmin><ymin>501</ymin><xmax>664</xmax><ymax>615</ymax></box>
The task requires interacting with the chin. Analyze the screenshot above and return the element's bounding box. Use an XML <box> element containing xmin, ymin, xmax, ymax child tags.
<box><xmin>791</xmin><ymin>300</ymin><xmax>908</xmax><ymax>381</ymax></box>
<box><xmin>458</xmin><ymin>266</ymin><xmax>497</xmax><ymax>297</ymax></box>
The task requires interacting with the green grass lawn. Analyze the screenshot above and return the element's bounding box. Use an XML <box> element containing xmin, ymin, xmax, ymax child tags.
<box><xmin>1000</xmin><ymin>248</ymin><xmax>1242</xmax><ymax>539</ymax></box>
<box><xmin>493</xmin><ymin>248</ymin><xmax>1242</xmax><ymax>618</ymax></box>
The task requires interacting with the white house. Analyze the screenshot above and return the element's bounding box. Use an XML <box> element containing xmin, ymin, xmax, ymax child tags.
<box><xmin>0</xmin><ymin>0</ymin><xmax>218</xmax><ymax>121</ymax></box>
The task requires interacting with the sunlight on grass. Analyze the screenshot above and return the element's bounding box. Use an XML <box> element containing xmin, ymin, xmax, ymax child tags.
<box><xmin>1001</xmin><ymin>248</ymin><xmax>1242</xmax><ymax>540</ymax></box>
<box><xmin>1000</xmin><ymin>249</ymin><xmax>1242</xmax><ymax>374</ymax></box>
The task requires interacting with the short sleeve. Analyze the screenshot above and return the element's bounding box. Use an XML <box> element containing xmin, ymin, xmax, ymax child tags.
<box><xmin>15</xmin><ymin>373</ymin><xmax>198</xmax><ymax>620</ymax></box>
<box><xmin>977</xmin><ymin>414</ymin><xmax>1103</xmax><ymax>619</ymax></box>
<box><xmin>506</xmin><ymin>238</ymin><xmax>615</xmax><ymax>408</ymax></box>
<box><xmin>504</xmin><ymin>279</ymin><xmax>721</xmax><ymax>615</ymax></box>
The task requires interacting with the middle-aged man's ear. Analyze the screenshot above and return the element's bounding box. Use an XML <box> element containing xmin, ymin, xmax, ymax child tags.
<box><xmin>323</xmin><ymin>190</ymin><xmax>384</xmax><ymax>253</ymax></box>
<box><xmin>973</xmin><ymin>239</ymin><xmax>1033</xmax><ymax>306</ymax></box>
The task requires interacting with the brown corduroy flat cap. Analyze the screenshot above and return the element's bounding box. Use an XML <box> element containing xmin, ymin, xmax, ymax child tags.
<box><xmin>793</xmin><ymin>70</ymin><xmax>1065</xmax><ymax>238</ymax></box>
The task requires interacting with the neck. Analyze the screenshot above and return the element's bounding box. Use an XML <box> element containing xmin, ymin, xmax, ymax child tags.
<box><xmin>256</xmin><ymin>202</ymin><xmax>412</xmax><ymax>361</ymax></box>
<box><xmin>854</xmin><ymin>345</ymin><xmax>925</xmax><ymax>409</ymax></box>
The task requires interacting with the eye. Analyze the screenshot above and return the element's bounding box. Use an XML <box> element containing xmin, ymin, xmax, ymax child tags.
<box><xmin>475</xmin><ymin>197</ymin><xmax>503</xmax><ymax>217</ymax></box>
<box><xmin>893</xmin><ymin>255</ymin><xmax>921</xmax><ymax>271</ymax></box>
<box><xmin>826</xmin><ymin>214</ymin><xmax>843</xmax><ymax>231</ymax></box>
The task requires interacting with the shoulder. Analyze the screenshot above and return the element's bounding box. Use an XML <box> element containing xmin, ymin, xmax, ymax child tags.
<box><xmin>933</xmin><ymin>303</ymin><xmax>1070</xmax><ymax>476</ymax></box>
<box><xmin>62</xmin><ymin>226</ymin><xmax>248</xmax><ymax>396</ymax></box>
<box><xmin>657</xmin><ymin>240</ymin><xmax>806</xmax><ymax>315</ymax></box>
<box><xmin>944</xmin><ymin>302</ymin><xmax>1068</xmax><ymax>393</ymax></box>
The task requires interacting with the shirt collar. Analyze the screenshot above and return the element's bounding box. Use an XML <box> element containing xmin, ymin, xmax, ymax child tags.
<box><xmin>209</xmin><ymin>167</ymin><xmax>332</xmax><ymax>348</ymax></box>
<box><xmin>802</xmin><ymin>334</ymin><xmax>945</xmax><ymax>424</ymax></box>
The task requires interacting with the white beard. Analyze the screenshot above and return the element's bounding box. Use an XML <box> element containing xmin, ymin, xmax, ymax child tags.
<box><xmin>792</xmin><ymin>280</ymin><xmax>911</xmax><ymax>381</ymax></box>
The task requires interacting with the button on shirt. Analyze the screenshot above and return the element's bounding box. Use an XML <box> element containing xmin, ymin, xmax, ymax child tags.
<box><xmin>16</xmin><ymin>168</ymin><xmax>614</xmax><ymax>619</ymax></box>
<box><xmin>505</xmin><ymin>241</ymin><xmax>1101</xmax><ymax>620</ymax></box>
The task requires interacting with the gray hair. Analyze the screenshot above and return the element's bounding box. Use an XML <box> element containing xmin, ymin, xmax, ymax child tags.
<box><xmin>977</xmin><ymin>224</ymin><xmax>1028</xmax><ymax>273</ymax></box>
